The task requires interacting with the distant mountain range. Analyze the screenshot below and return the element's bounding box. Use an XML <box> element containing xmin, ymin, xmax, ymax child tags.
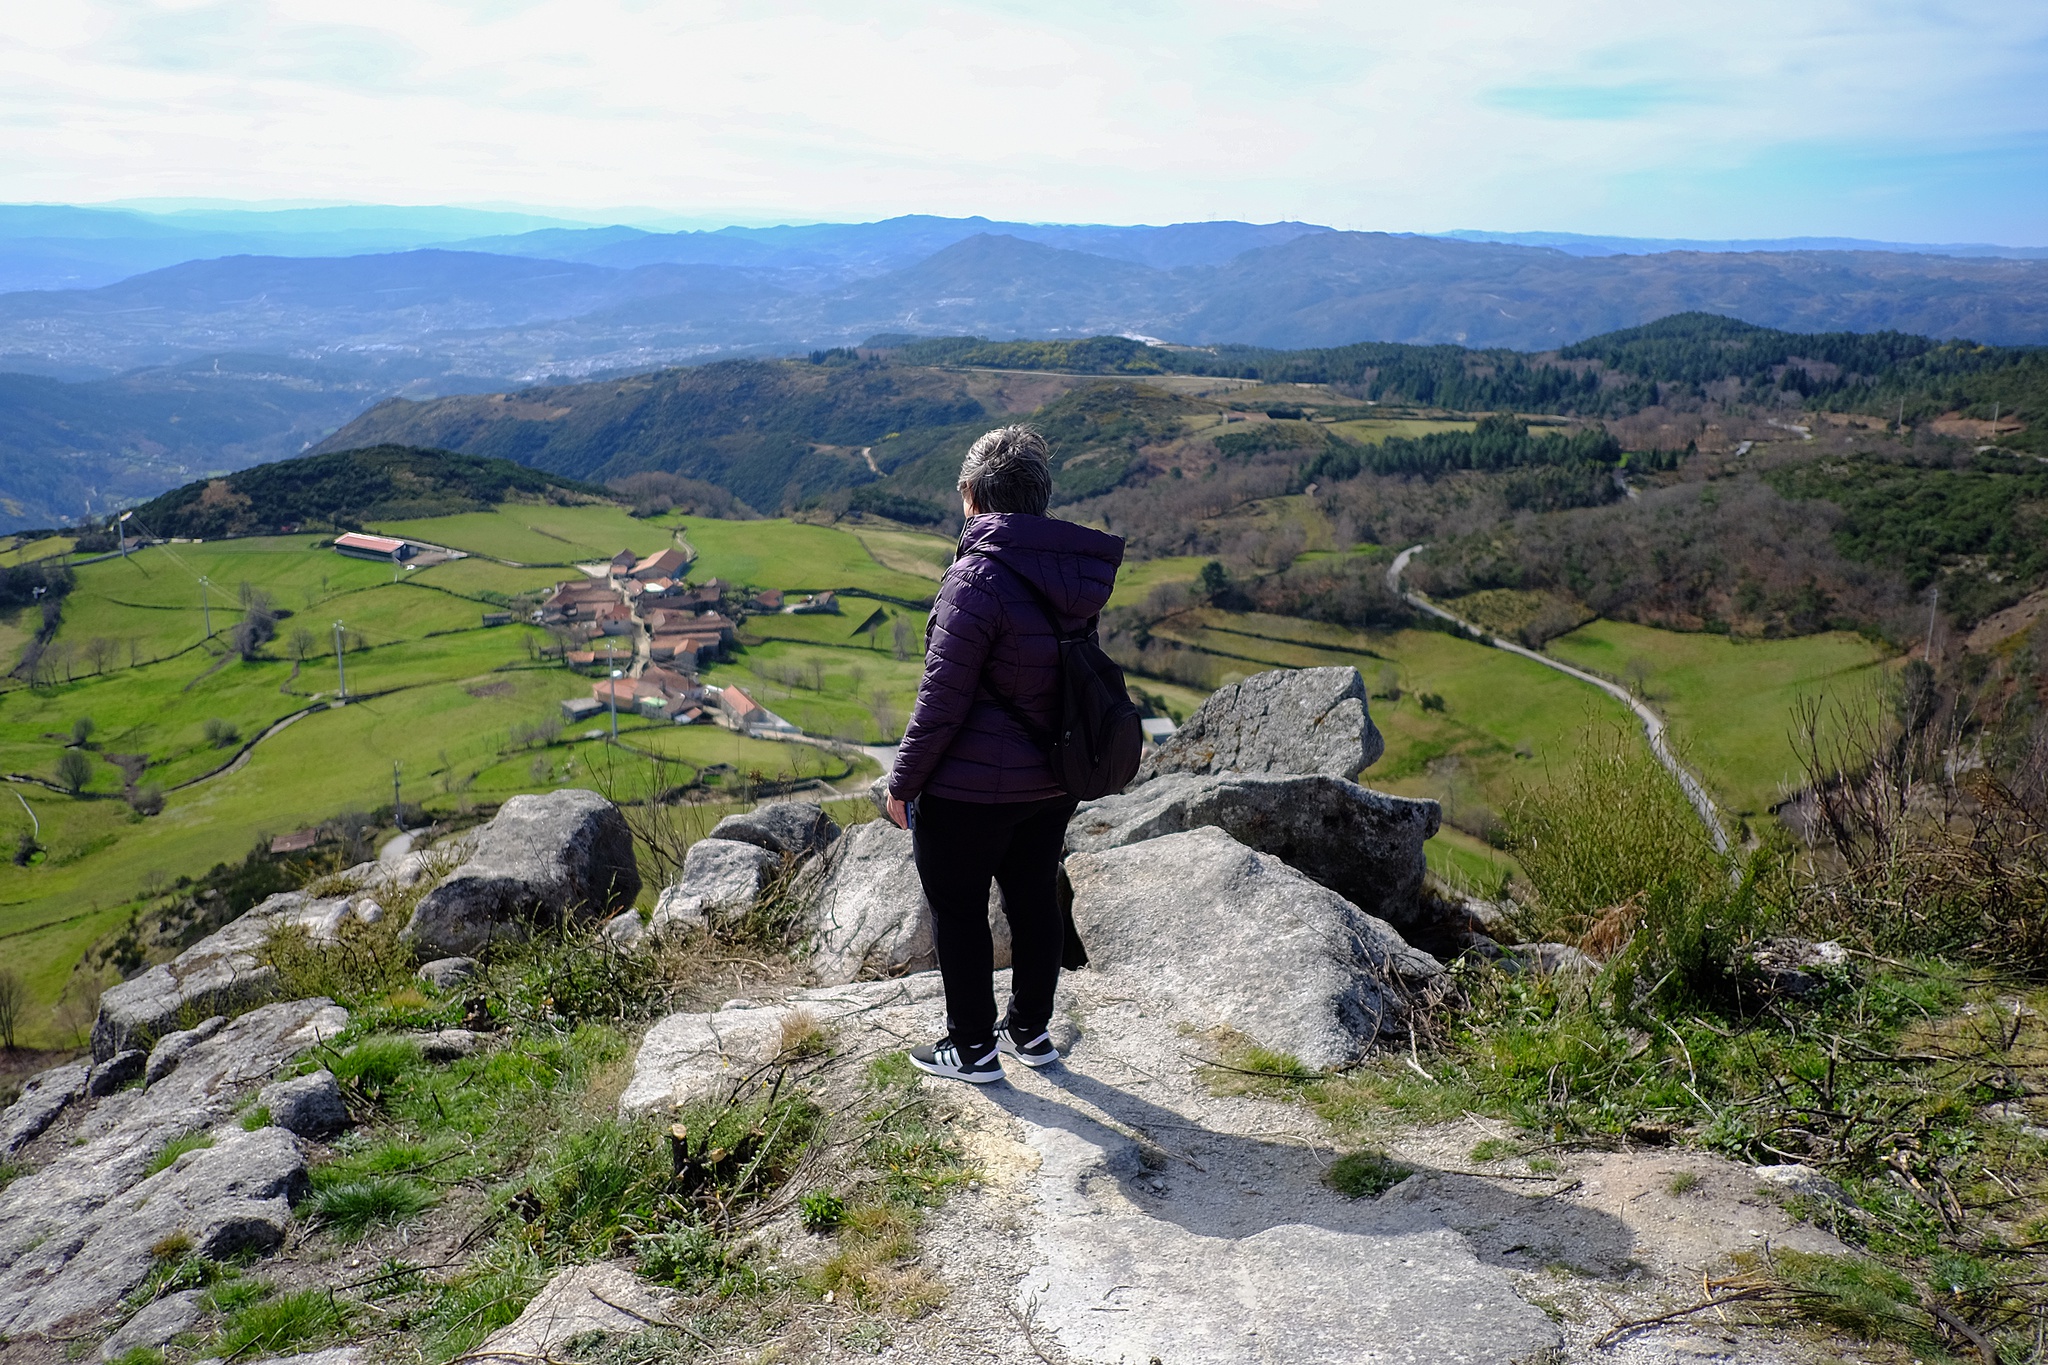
<box><xmin>3</xmin><ymin>206</ymin><xmax>2047</xmax><ymax>532</ymax></box>
<box><xmin>4</xmin><ymin>226</ymin><xmax>2046</xmax><ymax>389</ymax></box>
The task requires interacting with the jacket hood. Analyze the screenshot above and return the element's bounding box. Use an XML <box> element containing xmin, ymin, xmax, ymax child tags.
<box><xmin>956</xmin><ymin>513</ymin><xmax>1124</xmax><ymax>620</ymax></box>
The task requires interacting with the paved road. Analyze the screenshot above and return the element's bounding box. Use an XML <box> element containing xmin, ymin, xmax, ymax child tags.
<box><xmin>1388</xmin><ymin>545</ymin><xmax>1729</xmax><ymax>853</ymax></box>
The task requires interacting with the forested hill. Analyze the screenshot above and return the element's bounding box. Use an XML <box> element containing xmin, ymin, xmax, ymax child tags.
<box><xmin>875</xmin><ymin>314</ymin><xmax>2048</xmax><ymax>443</ymax></box>
<box><xmin>128</xmin><ymin>446</ymin><xmax>608</xmax><ymax>539</ymax></box>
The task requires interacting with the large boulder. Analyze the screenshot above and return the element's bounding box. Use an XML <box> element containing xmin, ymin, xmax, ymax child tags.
<box><xmin>795</xmin><ymin>819</ymin><xmax>1007</xmax><ymax>983</ymax></box>
<box><xmin>647</xmin><ymin>837</ymin><xmax>781</xmax><ymax>935</ymax></box>
<box><xmin>1064</xmin><ymin>826</ymin><xmax>1442</xmax><ymax>1068</ymax></box>
<box><xmin>93</xmin><ymin>891</ymin><xmax>352</xmax><ymax>1059</ymax></box>
<box><xmin>1137</xmin><ymin>666</ymin><xmax>1383</xmax><ymax>786</ymax></box>
<box><xmin>405</xmin><ymin>790</ymin><xmax>639</xmax><ymax>958</ymax></box>
<box><xmin>708</xmin><ymin>800</ymin><xmax>840</xmax><ymax>858</ymax></box>
<box><xmin>1067</xmin><ymin>772</ymin><xmax>1441</xmax><ymax>935</ymax></box>
<box><xmin>0</xmin><ymin>998</ymin><xmax>345</xmax><ymax>1336</ymax></box>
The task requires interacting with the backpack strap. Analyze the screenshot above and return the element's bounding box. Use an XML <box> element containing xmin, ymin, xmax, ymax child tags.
<box><xmin>959</xmin><ymin>552</ymin><xmax>1074</xmax><ymax>753</ymax></box>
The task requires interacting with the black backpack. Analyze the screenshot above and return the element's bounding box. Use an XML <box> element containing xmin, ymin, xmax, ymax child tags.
<box><xmin>969</xmin><ymin>553</ymin><xmax>1144</xmax><ymax>801</ymax></box>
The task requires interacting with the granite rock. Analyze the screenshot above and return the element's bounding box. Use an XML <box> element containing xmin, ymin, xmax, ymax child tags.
<box><xmin>405</xmin><ymin>790</ymin><xmax>640</xmax><ymax>958</ymax></box>
<box><xmin>1135</xmin><ymin>666</ymin><xmax>1382</xmax><ymax>786</ymax></box>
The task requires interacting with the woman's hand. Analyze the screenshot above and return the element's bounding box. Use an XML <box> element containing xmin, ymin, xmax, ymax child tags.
<box><xmin>886</xmin><ymin>794</ymin><xmax>909</xmax><ymax>829</ymax></box>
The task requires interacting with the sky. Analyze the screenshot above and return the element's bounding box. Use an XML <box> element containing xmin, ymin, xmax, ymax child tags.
<box><xmin>2</xmin><ymin>1</ymin><xmax>2045</xmax><ymax>243</ymax></box>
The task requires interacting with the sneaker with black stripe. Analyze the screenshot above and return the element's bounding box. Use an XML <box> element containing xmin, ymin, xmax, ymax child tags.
<box><xmin>998</xmin><ymin>1021</ymin><xmax>1061</xmax><ymax>1068</ymax></box>
<box><xmin>909</xmin><ymin>1036</ymin><xmax>1005</xmax><ymax>1084</ymax></box>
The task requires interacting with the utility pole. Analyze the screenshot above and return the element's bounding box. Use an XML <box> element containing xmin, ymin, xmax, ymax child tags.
<box><xmin>117</xmin><ymin>510</ymin><xmax>131</xmax><ymax>559</ymax></box>
<box><xmin>199</xmin><ymin>577</ymin><xmax>212</xmax><ymax>638</ymax></box>
<box><xmin>1926</xmin><ymin>587</ymin><xmax>1940</xmax><ymax>660</ymax></box>
<box><xmin>392</xmin><ymin>761</ymin><xmax>402</xmax><ymax>829</ymax></box>
<box><xmin>333</xmin><ymin>621</ymin><xmax>348</xmax><ymax>699</ymax></box>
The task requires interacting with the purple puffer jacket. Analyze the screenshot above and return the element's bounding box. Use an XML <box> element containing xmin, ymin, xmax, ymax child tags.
<box><xmin>889</xmin><ymin>513</ymin><xmax>1125</xmax><ymax>803</ymax></box>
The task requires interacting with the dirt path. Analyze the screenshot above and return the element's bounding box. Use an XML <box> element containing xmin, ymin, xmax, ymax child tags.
<box><xmin>1389</xmin><ymin>545</ymin><xmax>1729</xmax><ymax>852</ymax></box>
<box><xmin>629</xmin><ymin>972</ymin><xmax>1842</xmax><ymax>1363</ymax></box>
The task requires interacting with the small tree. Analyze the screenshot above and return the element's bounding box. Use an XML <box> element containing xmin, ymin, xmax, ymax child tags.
<box><xmin>70</xmin><ymin>716</ymin><xmax>95</xmax><ymax>747</ymax></box>
<box><xmin>289</xmin><ymin>626</ymin><xmax>316</xmax><ymax>662</ymax></box>
<box><xmin>55</xmin><ymin>748</ymin><xmax>94</xmax><ymax>794</ymax></box>
<box><xmin>0</xmin><ymin>968</ymin><xmax>24</xmax><ymax>1050</ymax></box>
<box><xmin>891</xmin><ymin>616</ymin><xmax>912</xmax><ymax>663</ymax></box>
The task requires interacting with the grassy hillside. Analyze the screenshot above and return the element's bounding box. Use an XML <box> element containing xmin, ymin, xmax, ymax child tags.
<box><xmin>129</xmin><ymin>445</ymin><xmax>608</xmax><ymax>539</ymax></box>
<box><xmin>369</xmin><ymin>503</ymin><xmax>679</xmax><ymax>566</ymax></box>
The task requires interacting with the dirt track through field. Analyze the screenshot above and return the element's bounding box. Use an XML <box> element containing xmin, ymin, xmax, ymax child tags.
<box><xmin>1390</xmin><ymin>545</ymin><xmax>1729</xmax><ymax>852</ymax></box>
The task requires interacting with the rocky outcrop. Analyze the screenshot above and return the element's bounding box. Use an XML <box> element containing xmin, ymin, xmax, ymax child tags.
<box><xmin>623</xmin><ymin>975</ymin><xmax>948</xmax><ymax>1113</ymax></box>
<box><xmin>93</xmin><ymin>892</ymin><xmax>352</xmax><ymax>1059</ymax></box>
<box><xmin>1065</xmin><ymin>826</ymin><xmax>1443</xmax><ymax>1068</ymax></box>
<box><xmin>0</xmin><ymin>1125</ymin><xmax>308</xmax><ymax>1335</ymax></box>
<box><xmin>0</xmin><ymin>1062</ymin><xmax>87</xmax><ymax>1156</ymax></box>
<box><xmin>1067</xmin><ymin>772</ymin><xmax>1441</xmax><ymax>934</ymax></box>
<box><xmin>1136</xmin><ymin>665</ymin><xmax>1383</xmax><ymax>785</ymax></box>
<box><xmin>795</xmin><ymin>819</ymin><xmax>1007</xmax><ymax>983</ymax></box>
<box><xmin>647</xmin><ymin>837</ymin><xmax>781</xmax><ymax>935</ymax></box>
<box><xmin>86</xmin><ymin>1050</ymin><xmax>145</xmax><ymax>1097</ymax></box>
<box><xmin>417</xmin><ymin>956</ymin><xmax>479</xmax><ymax>989</ymax></box>
<box><xmin>144</xmin><ymin>1016</ymin><xmax>228</xmax><ymax>1086</ymax></box>
<box><xmin>258</xmin><ymin>1070</ymin><xmax>348</xmax><ymax>1138</ymax></box>
<box><xmin>98</xmin><ymin>1287</ymin><xmax>202</xmax><ymax>1360</ymax></box>
<box><xmin>469</xmin><ymin>1263</ymin><xmax>680</xmax><ymax>1362</ymax></box>
<box><xmin>708</xmin><ymin>800</ymin><xmax>839</xmax><ymax>859</ymax></box>
<box><xmin>0</xmin><ymin>998</ymin><xmax>345</xmax><ymax>1335</ymax></box>
<box><xmin>405</xmin><ymin>790</ymin><xmax>640</xmax><ymax>958</ymax></box>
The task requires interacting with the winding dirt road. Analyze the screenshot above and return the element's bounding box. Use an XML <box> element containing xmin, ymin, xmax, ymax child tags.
<box><xmin>1388</xmin><ymin>545</ymin><xmax>1729</xmax><ymax>852</ymax></box>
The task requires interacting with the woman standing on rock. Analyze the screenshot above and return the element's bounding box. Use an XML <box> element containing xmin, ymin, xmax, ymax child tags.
<box><xmin>884</xmin><ymin>425</ymin><xmax>1124</xmax><ymax>1083</ymax></box>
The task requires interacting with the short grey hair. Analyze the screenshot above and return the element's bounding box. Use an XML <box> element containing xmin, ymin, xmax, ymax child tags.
<box><xmin>958</xmin><ymin>425</ymin><xmax>1053</xmax><ymax>516</ymax></box>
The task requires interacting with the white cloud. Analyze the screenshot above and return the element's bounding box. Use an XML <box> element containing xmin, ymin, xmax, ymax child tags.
<box><xmin>0</xmin><ymin>0</ymin><xmax>2042</xmax><ymax>240</ymax></box>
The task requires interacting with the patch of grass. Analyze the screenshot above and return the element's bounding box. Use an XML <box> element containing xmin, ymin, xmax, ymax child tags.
<box><xmin>239</xmin><ymin>1105</ymin><xmax>271</xmax><ymax>1132</ymax></box>
<box><xmin>1666</xmin><ymin>1170</ymin><xmax>1702</xmax><ymax>1196</ymax></box>
<box><xmin>1324</xmin><ymin>1150</ymin><xmax>1413</xmax><ymax>1199</ymax></box>
<box><xmin>1468</xmin><ymin>1138</ymin><xmax>1518</xmax><ymax>1163</ymax></box>
<box><xmin>147</xmin><ymin>1231</ymin><xmax>194</xmax><ymax>1262</ymax></box>
<box><xmin>778</xmin><ymin>1009</ymin><xmax>835</xmax><ymax>1061</ymax></box>
<box><xmin>1198</xmin><ymin>1038</ymin><xmax>1319</xmax><ymax>1097</ymax></box>
<box><xmin>199</xmin><ymin>1276</ymin><xmax>271</xmax><ymax>1315</ymax></box>
<box><xmin>329</xmin><ymin>1036</ymin><xmax>424</xmax><ymax>1102</ymax></box>
<box><xmin>304</xmin><ymin>1176</ymin><xmax>436</xmax><ymax>1239</ymax></box>
<box><xmin>865</xmin><ymin>1051</ymin><xmax>916</xmax><ymax>1090</ymax></box>
<box><xmin>144</xmin><ymin>1130</ymin><xmax>215</xmax><ymax>1177</ymax></box>
<box><xmin>800</xmin><ymin>1189</ymin><xmax>847</xmax><ymax>1233</ymax></box>
<box><xmin>210</xmin><ymin>1285</ymin><xmax>348</xmax><ymax>1360</ymax></box>
<box><xmin>1764</xmin><ymin>1251</ymin><xmax>1935</xmax><ymax>1352</ymax></box>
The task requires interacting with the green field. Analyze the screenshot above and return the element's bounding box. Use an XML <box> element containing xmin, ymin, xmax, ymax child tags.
<box><xmin>1109</xmin><ymin>555</ymin><xmax>1211</xmax><ymax>609</ymax></box>
<box><xmin>0</xmin><ymin>534</ymin><xmax>75</xmax><ymax>566</ymax></box>
<box><xmin>1151</xmin><ymin>610</ymin><xmax>1632</xmax><ymax>819</ymax></box>
<box><xmin>370</xmin><ymin>503</ymin><xmax>679</xmax><ymax>565</ymax></box>
<box><xmin>1542</xmin><ymin>619</ymin><xmax>1893</xmax><ymax>818</ymax></box>
<box><xmin>675</xmin><ymin>516</ymin><xmax>937</xmax><ymax>601</ymax></box>
<box><xmin>1327</xmin><ymin>416</ymin><xmax>1478</xmax><ymax>445</ymax></box>
<box><xmin>847</xmin><ymin>526</ymin><xmax>953</xmax><ymax>581</ymax></box>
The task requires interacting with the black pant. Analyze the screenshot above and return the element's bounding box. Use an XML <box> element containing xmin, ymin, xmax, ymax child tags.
<box><xmin>910</xmin><ymin>793</ymin><xmax>1077</xmax><ymax>1051</ymax></box>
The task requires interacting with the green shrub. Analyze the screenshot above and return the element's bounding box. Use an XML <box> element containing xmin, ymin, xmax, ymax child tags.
<box><xmin>1500</xmin><ymin>725</ymin><xmax>1752</xmax><ymax>1005</ymax></box>
<box><xmin>145</xmin><ymin>1131</ymin><xmax>215</xmax><ymax>1177</ymax></box>
<box><xmin>1324</xmin><ymin>1150</ymin><xmax>1412</xmax><ymax>1198</ymax></box>
<box><xmin>305</xmin><ymin>1176</ymin><xmax>435</xmax><ymax>1238</ymax></box>
<box><xmin>239</xmin><ymin>1106</ymin><xmax>271</xmax><ymax>1132</ymax></box>
<box><xmin>800</xmin><ymin>1190</ymin><xmax>846</xmax><ymax>1233</ymax></box>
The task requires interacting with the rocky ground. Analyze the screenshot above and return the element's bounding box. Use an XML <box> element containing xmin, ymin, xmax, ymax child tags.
<box><xmin>0</xmin><ymin>665</ymin><xmax>1892</xmax><ymax>1365</ymax></box>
